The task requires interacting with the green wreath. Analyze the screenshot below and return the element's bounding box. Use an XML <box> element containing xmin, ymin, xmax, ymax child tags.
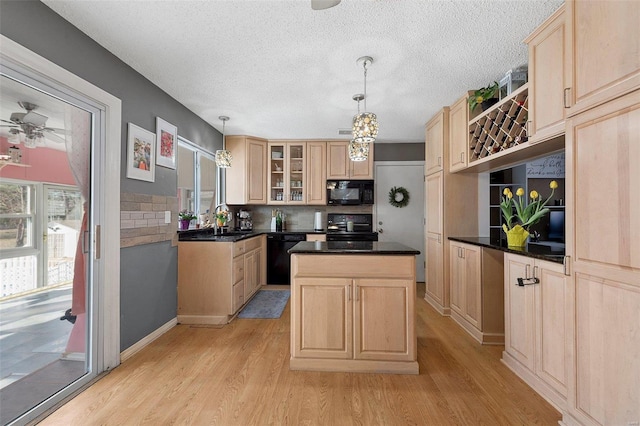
<box><xmin>388</xmin><ymin>186</ymin><xmax>410</xmax><ymax>208</ymax></box>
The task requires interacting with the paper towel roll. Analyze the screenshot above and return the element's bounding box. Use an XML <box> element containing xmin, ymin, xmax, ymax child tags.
<box><xmin>314</xmin><ymin>211</ymin><xmax>323</xmax><ymax>231</ymax></box>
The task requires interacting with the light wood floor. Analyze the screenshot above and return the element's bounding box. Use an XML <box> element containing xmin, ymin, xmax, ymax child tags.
<box><xmin>40</xmin><ymin>284</ymin><xmax>561</xmax><ymax>425</ymax></box>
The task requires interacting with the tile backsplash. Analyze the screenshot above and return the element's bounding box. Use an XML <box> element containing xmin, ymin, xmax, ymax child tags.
<box><xmin>229</xmin><ymin>205</ymin><xmax>373</xmax><ymax>231</ymax></box>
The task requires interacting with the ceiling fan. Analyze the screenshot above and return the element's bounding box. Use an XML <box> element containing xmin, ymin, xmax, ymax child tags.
<box><xmin>1</xmin><ymin>101</ymin><xmax>66</xmax><ymax>147</ymax></box>
<box><xmin>311</xmin><ymin>0</ymin><xmax>341</xmax><ymax>10</ymax></box>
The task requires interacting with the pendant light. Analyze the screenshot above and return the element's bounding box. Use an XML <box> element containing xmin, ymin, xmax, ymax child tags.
<box><xmin>215</xmin><ymin>116</ymin><xmax>232</xmax><ymax>168</ymax></box>
<box><xmin>349</xmin><ymin>94</ymin><xmax>369</xmax><ymax>161</ymax></box>
<box><xmin>352</xmin><ymin>56</ymin><xmax>378</xmax><ymax>144</ymax></box>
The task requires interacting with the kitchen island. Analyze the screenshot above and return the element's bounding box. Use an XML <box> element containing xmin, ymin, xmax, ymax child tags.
<box><xmin>288</xmin><ymin>241</ymin><xmax>420</xmax><ymax>374</ymax></box>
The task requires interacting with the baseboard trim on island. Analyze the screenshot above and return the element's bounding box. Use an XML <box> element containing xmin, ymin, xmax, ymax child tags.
<box><xmin>290</xmin><ymin>358</ymin><xmax>419</xmax><ymax>375</ymax></box>
<box><xmin>120</xmin><ymin>317</ymin><xmax>177</xmax><ymax>362</ymax></box>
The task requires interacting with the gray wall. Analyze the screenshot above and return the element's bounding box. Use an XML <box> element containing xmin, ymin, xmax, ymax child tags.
<box><xmin>374</xmin><ymin>143</ymin><xmax>425</xmax><ymax>161</ymax></box>
<box><xmin>1</xmin><ymin>1</ymin><xmax>222</xmax><ymax>350</ymax></box>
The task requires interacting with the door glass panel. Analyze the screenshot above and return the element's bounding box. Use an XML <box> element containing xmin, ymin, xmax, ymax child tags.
<box><xmin>0</xmin><ymin>73</ymin><xmax>92</xmax><ymax>424</ymax></box>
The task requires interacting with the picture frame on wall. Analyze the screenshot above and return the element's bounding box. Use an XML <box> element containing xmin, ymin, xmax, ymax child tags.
<box><xmin>126</xmin><ymin>122</ymin><xmax>156</xmax><ymax>182</ymax></box>
<box><xmin>155</xmin><ymin>117</ymin><xmax>177</xmax><ymax>169</ymax></box>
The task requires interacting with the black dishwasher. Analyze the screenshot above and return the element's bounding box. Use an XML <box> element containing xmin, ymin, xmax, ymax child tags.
<box><xmin>267</xmin><ymin>233</ymin><xmax>306</xmax><ymax>284</ymax></box>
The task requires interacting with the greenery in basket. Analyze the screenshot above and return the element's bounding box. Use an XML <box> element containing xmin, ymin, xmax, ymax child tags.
<box><xmin>215</xmin><ymin>210</ymin><xmax>229</xmax><ymax>223</ymax></box>
<box><xmin>178</xmin><ymin>210</ymin><xmax>197</xmax><ymax>221</ymax></box>
<box><xmin>468</xmin><ymin>81</ymin><xmax>499</xmax><ymax>112</ymax></box>
<box><xmin>500</xmin><ymin>180</ymin><xmax>558</xmax><ymax>231</ymax></box>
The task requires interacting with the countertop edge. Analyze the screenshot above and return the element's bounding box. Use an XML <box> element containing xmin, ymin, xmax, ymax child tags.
<box><xmin>448</xmin><ymin>236</ymin><xmax>565</xmax><ymax>264</ymax></box>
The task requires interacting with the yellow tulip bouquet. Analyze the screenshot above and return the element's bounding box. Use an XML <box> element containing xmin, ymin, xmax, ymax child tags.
<box><xmin>500</xmin><ymin>180</ymin><xmax>558</xmax><ymax>246</ymax></box>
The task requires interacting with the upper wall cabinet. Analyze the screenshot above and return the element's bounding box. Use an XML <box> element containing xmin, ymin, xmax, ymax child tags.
<box><xmin>565</xmin><ymin>0</ymin><xmax>640</xmax><ymax>116</ymax></box>
<box><xmin>225</xmin><ymin>135</ymin><xmax>268</xmax><ymax>205</ymax></box>
<box><xmin>425</xmin><ymin>107</ymin><xmax>448</xmax><ymax>176</ymax></box>
<box><xmin>326</xmin><ymin>141</ymin><xmax>374</xmax><ymax>180</ymax></box>
<box><xmin>525</xmin><ymin>5</ymin><xmax>568</xmax><ymax>143</ymax></box>
<box><xmin>448</xmin><ymin>95</ymin><xmax>469</xmax><ymax>173</ymax></box>
<box><xmin>267</xmin><ymin>142</ymin><xmax>306</xmax><ymax>205</ymax></box>
<box><xmin>306</xmin><ymin>141</ymin><xmax>327</xmax><ymax>205</ymax></box>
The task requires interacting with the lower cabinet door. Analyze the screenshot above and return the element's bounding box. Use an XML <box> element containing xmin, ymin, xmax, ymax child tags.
<box><xmin>354</xmin><ymin>279</ymin><xmax>414</xmax><ymax>361</ymax></box>
<box><xmin>504</xmin><ymin>253</ymin><xmax>536</xmax><ymax>371</ymax></box>
<box><xmin>449</xmin><ymin>244</ymin><xmax>464</xmax><ymax>315</ymax></box>
<box><xmin>232</xmin><ymin>280</ymin><xmax>244</xmax><ymax>314</ymax></box>
<box><xmin>292</xmin><ymin>278</ymin><xmax>352</xmax><ymax>359</ymax></box>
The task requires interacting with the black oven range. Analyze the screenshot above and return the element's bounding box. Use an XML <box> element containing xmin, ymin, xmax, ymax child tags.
<box><xmin>326</xmin><ymin>213</ymin><xmax>378</xmax><ymax>242</ymax></box>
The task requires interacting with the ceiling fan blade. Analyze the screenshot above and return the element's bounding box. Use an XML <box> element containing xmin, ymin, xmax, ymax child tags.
<box><xmin>0</xmin><ymin>124</ymin><xmax>20</xmax><ymax>128</ymax></box>
<box><xmin>43</xmin><ymin>127</ymin><xmax>69</xmax><ymax>134</ymax></box>
<box><xmin>22</xmin><ymin>111</ymin><xmax>48</xmax><ymax>127</ymax></box>
<box><xmin>1</xmin><ymin>118</ymin><xmax>18</xmax><ymax>125</ymax></box>
<box><xmin>311</xmin><ymin>0</ymin><xmax>341</xmax><ymax>10</ymax></box>
<box><xmin>44</xmin><ymin>131</ymin><xmax>66</xmax><ymax>144</ymax></box>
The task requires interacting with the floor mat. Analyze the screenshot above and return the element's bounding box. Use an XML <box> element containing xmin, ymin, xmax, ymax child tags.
<box><xmin>237</xmin><ymin>290</ymin><xmax>290</xmax><ymax>319</ymax></box>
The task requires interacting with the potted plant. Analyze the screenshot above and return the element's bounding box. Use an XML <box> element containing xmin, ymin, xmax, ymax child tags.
<box><xmin>500</xmin><ymin>181</ymin><xmax>558</xmax><ymax>247</ymax></box>
<box><xmin>215</xmin><ymin>209</ymin><xmax>229</xmax><ymax>227</ymax></box>
<box><xmin>468</xmin><ymin>81</ymin><xmax>499</xmax><ymax>113</ymax></box>
<box><xmin>178</xmin><ymin>210</ymin><xmax>197</xmax><ymax>230</ymax></box>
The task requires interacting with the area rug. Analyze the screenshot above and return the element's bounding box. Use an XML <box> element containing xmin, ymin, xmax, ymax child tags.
<box><xmin>238</xmin><ymin>290</ymin><xmax>290</xmax><ymax>319</ymax></box>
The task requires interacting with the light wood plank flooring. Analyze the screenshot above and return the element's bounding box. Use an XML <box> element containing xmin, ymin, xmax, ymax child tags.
<box><xmin>40</xmin><ymin>284</ymin><xmax>561</xmax><ymax>425</ymax></box>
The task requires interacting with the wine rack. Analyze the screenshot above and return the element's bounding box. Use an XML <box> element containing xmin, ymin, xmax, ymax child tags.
<box><xmin>469</xmin><ymin>84</ymin><xmax>529</xmax><ymax>163</ymax></box>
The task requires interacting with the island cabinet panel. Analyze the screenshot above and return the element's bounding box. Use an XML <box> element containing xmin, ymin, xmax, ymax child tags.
<box><xmin>354</xmin><ymin>279</ymin><xmax>414</xmax><ymax>362</ymax></box>
<box><xmin>290</xmin><ymin>253</ymin><xmax>418</xmax><ymax>374</ymax></box>
<box><xmin>292</xmin><ymin>278</ymin><xmax>352</xmax><ymax>360</ymax></box>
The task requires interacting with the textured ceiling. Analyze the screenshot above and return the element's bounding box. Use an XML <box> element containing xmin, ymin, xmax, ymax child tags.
<box><xmin>42</xmin><ymin>0</ymin><xmax>563</xmax><ymax>143</ymax></box>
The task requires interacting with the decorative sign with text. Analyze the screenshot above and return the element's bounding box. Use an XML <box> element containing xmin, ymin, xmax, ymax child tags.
<box><xmin>526</xmin><ymin>153</ymin><xmax>565</xmax><ymax>178</ymax></box>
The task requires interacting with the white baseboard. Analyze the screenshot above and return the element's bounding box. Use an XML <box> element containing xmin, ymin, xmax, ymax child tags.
<box><xmin>120</xmin><ymin>317</ymin><xmax>177</xmax><ymax>362</ymax></box>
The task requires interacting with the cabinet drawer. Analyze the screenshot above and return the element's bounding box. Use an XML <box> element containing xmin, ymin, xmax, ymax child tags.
<box><xmin>232</xmin><ymin>280</ymin><xmax>244</xmax><ymax>313</ymax></box>
<box><xmin>244</xmin><ymin>236</ymin><xmax>261</xmax><ymax>252</ymax></box>
<box><xmin>233</xmin><ymin>256</ymin><xmax>244</xmax><ymax>284</ymax></box>
<box><xmin>233</xmin><ymin>241</ymin><xmax>246</xmax><ymax>257</ymax></box>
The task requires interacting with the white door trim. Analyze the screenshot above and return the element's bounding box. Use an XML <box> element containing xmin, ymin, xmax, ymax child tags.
<box><xmin>1</xmin><ymin>35</ymin><xmax>122</xmax><ymax>370</ymax></box>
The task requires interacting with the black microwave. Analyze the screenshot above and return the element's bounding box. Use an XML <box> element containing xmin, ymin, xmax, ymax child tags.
<box><xmin>326</xmin><ymin>180</ymin><xmax>374</xmax><ymax>205</ymax></box>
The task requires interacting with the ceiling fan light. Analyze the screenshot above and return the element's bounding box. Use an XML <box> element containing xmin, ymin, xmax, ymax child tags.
<box><xmin>352</xmin><ymin>112</ymin><xmax>378</xmax><ymax>143</ymax></box>
<box><xmin>348</xmin><ymin>140</ymin><xmax>369</xmax><ymax>161</ymax></box>
<box><xmin>215</xmin><ymin>149</ymin><xmax>232</xmax><ymax>168</ymax></box>
<box><xmin>23</xmin><ymin>134</ymin><xmax>36</xmax><ymax>149</ymax></box>
<box><xmin>8</xmin><ymin>129</ymin><xmax>20</xmax><ymax>144</ymax></box>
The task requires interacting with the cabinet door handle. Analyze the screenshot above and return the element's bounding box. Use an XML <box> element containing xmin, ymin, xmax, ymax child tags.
<box><xmin>525</xmin><ymin>264</ymin><xmax>530</xmax><ymax>278</ymax></box>
<box><xmin>533</xmin><ymin>265</ymin><xmax>538</xmax><ymax>279</ymax></box>
<box><xmin>564</xmin><ymin>88</ymin><xmax>571</xmax><ymax>108</ymax></box>
<box><xmin>438</xmin><ymin>234</ymin><xmax>441</xmax><ymax>244</ymax></box>
<box><xmin>437</xmin><ymin>156</ymin><xmax>441</xmax><ymax>166</ymax></box>
<box><xmin>563</xmin><ymin>255</ymin><xmax>571</xmax><ymax>276</ymax></box>
<box><xmin>460</xmin><ymin>152</ymin><xmax>464</xmax><ymax>163</ymax></box>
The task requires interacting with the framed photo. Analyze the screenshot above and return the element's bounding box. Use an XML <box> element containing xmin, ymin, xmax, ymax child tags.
<box><xmin>155</xmin><ymin>117</ymin><xmax>177</xmax><ymax>169</ymax></box>
<box><xmin>126</xmin><ymin>123</ymin><xmax>155</xmax><ymax>182</ymax></box>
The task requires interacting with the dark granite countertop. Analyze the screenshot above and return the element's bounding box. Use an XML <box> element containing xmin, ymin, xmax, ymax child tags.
<box><xmin>178</xmin><ymin>228</ymin><xmax>326</xmax><ymax>242</ymax></box>
<box><xmin>448</xmin><ymin>236</ymin><xmax>566</xmax><ymax>264</ymax></box>
<box><xmin>288</xmin><ymin>241</ymin><xmax>420</xmax><ymax>255</ymax></box>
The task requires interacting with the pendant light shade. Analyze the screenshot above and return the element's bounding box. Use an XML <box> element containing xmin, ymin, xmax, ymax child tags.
<box><xmin>215</xmin><ymin>116</ymin><xmax>232</xmax><ymax>168</ymax></box>
<box><xmin>348</xmin><ymin>139</ymin><xmax>369</xmax><ymax>161</ymax></box>
<box><xmin>352</xmin><ymin>56</ymin><xmax>378</xmax><ymax>144</ymax></box>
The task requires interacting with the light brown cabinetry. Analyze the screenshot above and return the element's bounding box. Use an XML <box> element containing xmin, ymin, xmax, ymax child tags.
<box><xmin>306</xmin><ymin>141</ymin><xmax>326</xmax><ymax>204</ymax></box>
<box><xmin>326</xmin><ymin>141</ymin><xmax>374</xmax><ymax>180</ymax></box>
<box><xmin>565</xmin><ymin>0</ymin><xmax>640</xmax><ymax>116</ymax></box>
<box><xmin>503</xmin><ymin>253</ymin><xmax>570</xmax><ymax>410</ymax></box>
<box><xmin>178</xmin><ymin>235</ymin><xmax>266</xmax><ymax>325</ymax></box>
<box><xmin>225</xmin><ymin>136</ymin><xmax>268</xmax><ymax>205</ymax></box>
<box><xmin>425</xmin><ymin>108</ymin><xmax>447</xmax><ymax>175</ymax></box>
<box><xmin>564</xmin><ymin>89</ymin><xmax>640</xmax><ymax>426</ymax></box>
<box><xmin>305</xmin><ymin>233</ymin><xmax>326</xmax><ymax>242</ymax></box>
<box><xmin>267</xmin><ymin>142</ymin><xmax>306</xmax><ymax>204</ymax></box>
<box><xmin>448</xmin><ymin>94</ymin><xmax>469</xmax><ymax>172</ymax></box>
<box><xmin>290</xmin><ymin>254</ymin><xmax>418</xmax><ymax>374</ymax></box>
<box><xmin>525</xmin><ymin>5</ymin><xmax>567</xmax><ymax>143</ymax></box>
<box><xmin>449</xmin><ymin>242</ymin><xmax>504</xmax><ymax>344</ymax></box>
<box><xmin>424</xmin><ymin>107</ymin><xmax>478</xmax><ymax>315</ymax></box>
